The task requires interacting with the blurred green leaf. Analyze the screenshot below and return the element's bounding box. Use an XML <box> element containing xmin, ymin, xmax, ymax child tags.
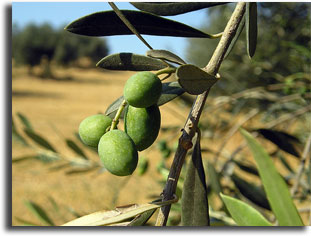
<box><xmin>277</xmin><ymin>153</ymin><xmax>295</xmax><ymax>173</ymax></box>
<box><xmin>245</xmin><ymin>2</ymin><xmax>257</xmax><ymax>58</ymax></box>
<box><xmin>24</xmin><ymin>128</ymin><xmax>57</xmax><ymax>152</ymax></box>
<box><xmin>15</xmin><ymin>216</ymin><xmax>40</xmax><ymax>226</ymax></box>
<box><xmin>224</xmin><ymin>15</ymin><xmax>245</xmax><ymax>59</ymax></box>
<box><xmin>12</xmin><ymin>155</ymin><xmax>37</xmax><ymax>163</ymax></box>
<box><xmin>176</xmin><ymin>64</ymin><xmax>218</xmax><ymax>95</ymax></box>
<box><xmin>17</xmin><ymin>112</ymin><xmax>33</xmax><ymax>130</ymax></box>
<box><xmin>241</xmin><ymin>129</ymin><xmax>304</xmax><ymax>226</ymax></box>
<box><xmin>220</xmin><ymin>193</ymin><xmax>272</xmax><ymax>226</ymax></box>
<box><xmin>181</xmin><ymin>135</ymin><xmax>209</xmax><ymax>226</ymax></box>
<box><xmin>12</xmin><ymin>117</ymin><xmax>29</xmax><ymax>146</ymax></box>
<box><xmin>24</xmin><ymin>200</ymin><xmax>55</xmax><ymax>226</ymax></box>
<box><xmin>65</xmin><ymin>10</ymin><xmax>214</xmax><ymax>38</ymax></box>
<box><xmin>231</xmin><ymin>174</ymin><xmax>271</xmax><ymax>210</ymax></box>
<box><xmin>97</xmin><ymin>53</ymin><xmax>167</xmax><ymax>71</ymax></box>
<box><xmin>233</xmin><ymin>160</ymin><xmax>259</xmax><ymax>176</ymax></box>
<box><xmin>207</xmin><ymin>161</ymin><xmax>222</xmax><ymax>195</ymax></box>
<box><xmin>256</xmin><ymin>128</ymin><xmax>301</xmax><ymax>158</ymax></box>
<box><xmin>137</xmin><ymin>156</ymin><xmax>149</xmax><ymax>176</ymax></box>
<box><xmin>74</xmin><ymin>132</ymin><xmax>98</xmax><ymax>153</ymax></box>
<box><xmin>146</xmin><ymin>49</ymin><xmax>186</xmax><ymax>65</ymax></box>
<box><xmin>65</xmin><ymin>139</ymin><xmax>88</xmax><ymax>160</ymax></box>
<box><xmin>65</xmin><ymin>166</ymin><xmax>98</xmax><ymax>175</ymax></box>
<box><xmin>130</xmin><ymin>2</ymin><xmax>228</xmax><ymax>16</ymax></box>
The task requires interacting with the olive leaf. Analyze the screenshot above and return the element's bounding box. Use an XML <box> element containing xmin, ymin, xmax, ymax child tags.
<box><xmin>65</xmin><ymin>10</ymin><xmax>214</xmax><ymax>38</ymax></box>
<box><xmin>62</xmin><ymin>197</ymin><xmax>177</xmax><ymax>226</ymax></box>
<box><xmin>245</xmin><ymin>2</ymin><xmax>258</xmax><ymax>58</ymax></box>
<box><xmin>12</xmin><ymin>117</ymin><xmax>29</xmax><ymax>146</ymax></box>
<box><xmin>97</xmin><ymin>53</ymin><xmax>167</xmax><ymax>71</ymax></box>
<box><xmin>24</xmin><ymin>128</ymin><xmax>57</xmax><ymax>153</ymax></box>
<box><xmin>176</xmin><ymin>64</ymin><xmax>219</xmax><ymax>95</ymax></box>
<box><xmin>24</xmin><ymin>200</ymin><xmax>55</xmax><ymax>226</ymax></box>
<box><xmin>181</xmin><ymin>134</ymin><xmax>209</xmax><ymax>226</ymax></box>
<box><xmin>130</xmin><ymin>2</ymin><xmax>229</xmax><ymax>16</ymax></box>
<box><xmin>17</xmin><ymin>112</ymin><xmax>33</xmax><ymax>130</ymax></box>
<box><xmin>128</xmin><ymin>209</ymin><xmax>156</xmax><ymax>226</ymax></box>
<box><xmin>256</xmin><ymin>128</ymin><xmax>301</xmax><ymax>158</ymax></box>
<box><xmin>231</xmin><ymin>174</ymin><xmax>271</xmax><ymax>211</ymax></box>
<box><xmin>241</xmin><ymin>129</ymin><xmax>304</xmax><ymax>226</ymax></box>
<box><xmin>146</xmin><ymin>50</ymin><xmax>186</xmax><ymax>65</ymax></box>
<box><xmin>224</xmin><ymin>16</ymin><xmax>245</xmax><ymax>59</ymax></box>
<box><xmin>232</xmin><ymin>160</ymin><xmax>259</xmax><ymax>177</ymax></box>
<box><xmin>220</xmin><ymin>193</ymin><xmax>272</xmax><ymax>226</ymax></box>
<box><xmin>65</xmin><ymin>139</ymin><xmax>88</xmax><ymax>160</ymax></box>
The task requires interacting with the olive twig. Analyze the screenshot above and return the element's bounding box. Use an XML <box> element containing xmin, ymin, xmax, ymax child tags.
<box><xmin>110</xmin><ymin>99</ymin><xmax>127</xmax><ymax>131</ymax></box>
<box><xmin>155</xmin><ymin>67</ymin><xmax>176</xmax><ymax>76</ymax></box>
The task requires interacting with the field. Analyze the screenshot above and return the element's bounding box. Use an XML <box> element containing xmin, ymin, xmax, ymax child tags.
<box><xmin>12</xmin><ymin>65</ymin><xmax>310</xmax><ymax>226</ymax></box>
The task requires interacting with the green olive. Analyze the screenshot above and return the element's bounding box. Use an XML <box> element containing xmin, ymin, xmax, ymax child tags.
<box><xmin>123</xmin><ymin>71</ymin><xmax>162</xmax><ymax>108</ymax></box>
<box><xmin>79</xmin><ymin>114</ymin><xmax>112</xmax><ymax>147</ymax></box>
<box><xmin>125</xmin><ymin>104</ymin><xmax>161</xmax><ymax>151</ymax></box>
<box><xmin>98</xmin><ymin>130</ymin><xmax>138</xmax><ymax>176</ymax></box>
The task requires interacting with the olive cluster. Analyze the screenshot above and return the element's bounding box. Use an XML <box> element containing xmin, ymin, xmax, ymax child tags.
<box><xmin>79</xmin><ymin>72</ymin><xmax>162</xmax><ymax>176</ymax></box>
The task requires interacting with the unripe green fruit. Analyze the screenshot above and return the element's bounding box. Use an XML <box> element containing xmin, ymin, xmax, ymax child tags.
<box><xmin>125</xmin><ymin>105</ymin><xmax>161</xmax><ymax>151</ymax></box>
<box><xmin>98</xmin><ymin>130</ymin><xmax>138</xmax><ymax>176</ymax></box>
<box><xmin>79</xmin><ymin>114</ymin><xmax>112</xmax><ymax>147</ymax></box>
<box><xmin>124</xmin><ymin>71</ymin><xmax>162</xmax><ymax>108</ymax></box>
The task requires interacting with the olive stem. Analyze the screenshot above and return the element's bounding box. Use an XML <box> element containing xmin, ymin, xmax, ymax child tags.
<box><xmin>155</xmin><ymin>67</ymin><xmax>176</xmax><ymax>76</ymax></box>
<box><xmin>155</xmin><ymin>2</ymin><xmax>246</xmax><ymax>226</ymax></box>
<box><xmin>110</xmin><ymin>99</ymin><xmax>127</xmax><ymax>131</ymax></box>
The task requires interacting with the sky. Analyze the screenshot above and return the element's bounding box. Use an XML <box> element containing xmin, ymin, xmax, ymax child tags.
<box><xmin>12</xmin><ymin>2</ymin><xmax>210</xmax><ymax>60</ymax></box>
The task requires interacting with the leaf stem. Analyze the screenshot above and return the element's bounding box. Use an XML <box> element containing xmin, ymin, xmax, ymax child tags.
<box><xmin>155</xmin><ymin>2</ymin><xmax>247</xmax><ymax>226</ymax></box>
<box><xmin>110</xmin><ymin>99</ymin><xmax>127</xmax><ymax>131</ymax></box>
<box><xmin>155</xmin><ymin>67</ymin><xmax>176</xmax><ymax>76</ymax></box>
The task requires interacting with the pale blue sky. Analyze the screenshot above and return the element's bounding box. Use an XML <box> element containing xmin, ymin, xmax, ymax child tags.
<box><xmin>12</xmin><ymin>2</ymin><xmax>210</xmax><ymax>60</ymax></box>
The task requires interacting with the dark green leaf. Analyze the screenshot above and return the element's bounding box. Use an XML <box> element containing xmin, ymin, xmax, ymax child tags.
<box><xmin>241</xmin><ymin>129</ymin><xmax>304</xmax><ymax>226</ymax></box>
<box><xmin>181</xmin><ymin>135</ymin><xmax>209</xmax><ymax>226</ymax></box>
<box><xmin>74</xmin><ymin>132</ymin><xmax>98</xmax><ymax>153</ymax></box>
<box><xmin>137</xmin><ymin>156</ymin><xmax>149</xmax><ymax>176</ymax></box>
<box><xmin>130</xmin><ymin>2</ymin><xmax>228</xmax><ymax>16</ymax></box>
<box><xmin>105</xmin><ymin>96</ymin><xmax>127</xmax><ymax>119</ymax></box>
<box><xmin>24</xmin><ymin>128</ymin><xmax>57</xmax><ymax>152</ymax></box>
<box><xmin>232</xmin><ymin>160</ymin><xmax>259</xmax><ymax>176</ymax></box>
<box><xmin>17</xmin><ymin>112</ymin><xmax>33</xmax><ymax>130</ymax></box>
<box><xmin>128</xmin><ymin>209</ymin><xmax>156</xmax><ymax>226</ymax></box>
<box><xmin>246</xmin><ymin>3</ymin><xmax>258</xmax><ymax>58</ymax></box>
<box><xmin>231</xmin><ymin>174</ymin><xmax>271</xmax><ymax>210</ymax></box>
<box><xmin>220</xmin><ymin>193</ymin><xmax>272</xmax><ymax>226</ymax></box>
<box><xmin>157</xmin><ymin>81</ymin><xmax>185</xmax><ymax>106</ymax></box>
<box><xmin>66</xmin><ymin>139</ymin><xmax>88</xmax><ymax>160</ymax></box>
<box><xmin>12</xmin><ymin>155</ymin><xmax>37</xmax><ymax>163</ymax></box>
<box><xmin>176</xmin><ymin>64</ymin><xmax>218</xmax><ymax>95</ymax></box>
<box><xmin>65</xmin><ymin>10</ymin><xmax>214</xmax><ymax>38</ymax></box>
<box><xmin>24</xmin><ymin>200</ymin><xmax>55</xmax><ymax>226</ymax></box>
<box><xmin>146</xmin><ymin>50</ymin><xmax>186</xmax><ymax>65</ymax></box>
<box><xmin>224</xmin><ymin>16</ymin><xmax>245</xmax><ymax>59</ymax></box>
<box><xmin>96</xmin><ymin>53</ymin><xmax>167</xmax><ymax>71</ymax></box>
<box><xmin>277</xmin><ymin>153</ymin><xmax>295</xmax><ymax>173</ymax></box>
<box><xmin>256</xmin><ymin>128</ymin><xmax>301</xmax><ymax>158</ymax></box>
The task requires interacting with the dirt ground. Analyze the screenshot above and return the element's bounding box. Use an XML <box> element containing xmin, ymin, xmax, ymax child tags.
<box><xmin>12</xmin><ymin>65</ymin><xmax>310</xmax><ymax>226</ymax></box>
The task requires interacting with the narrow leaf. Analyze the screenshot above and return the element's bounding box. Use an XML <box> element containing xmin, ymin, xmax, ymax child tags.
<box><xmin>97</xmin><ymin>53</ymin><xmax>167</xmax><ymax>71</ymax></box>
<box><xmin>130</xmin><ymin>2</ymin><xmax>228</xmax><ymax>16</ymax></box>
<box><xmin>24</xmin><ymin>200</ymin><xmax>55</xmax><ymax>226</ymax></box>
<box><xmin>62</xmin><ymin>198</ymin><xmax>177</xmax><ymax>226</ymax></box>
<box><xmin>65</xmin><ymin>10</ymin><xmax>214</xmax><ymax>38</ymax></box>
<box><xmin>181</xmin><ymin>135</ymin><xmax>209</xmax><ymax>226</ymax></box>
<box><xmin>220</xmin><ymin>193</ymin><xmax>272</xmax><ymax>226</ymax></box>
<box><xmin>105</xmin><ymin>96</ymin><xmax>127</xmax><ymax>119</ymax></box>
<box><xmin>241</xmin><ymin>129</ymin><xmax>304</xmax><ymax>226</ymax></box>
<box><xmin>15</xmin><ymin>217</ymin><xmax>40</xmax><ymax>226</ymax></box>
<box><xmin>128</xmin><ymin>209</ymin><xmax>156</xmax><ymax>226</ymax></box>
<box><xmin>24</xmin><ymin>128</ymin><xmax>57</xmax><ymax>152</ymax></box>
<box><xmin>65</xmin><ymin>139</ymin><xmax>88</xmax><ymax>160</ymax></box>
<box><xmin>65</xmin><ymin>167</ymin><xmax>98</xmax><ymax>175</ymax></box>
<box><xmin>224</xmin><ymin>16</ymin><xmax>245</xmax><ymax>59</ymax></box>
<box><xmin>12</xmin><ymin>117</ymin><xmax>28</xmax><ymax>146</ymax></box>
<box><xmin>231</xmin><ymin>174</ymin><xmax>271</xmax><ymax>210</ymax></box>
<box><xmin>207</xmin><ymin>161</ymin><xmax>222</xmax><ymax>195</ymax></box>
<box><xmin>233</xmin><ymin>160</ymin><xmax>259</xmax><ymax>176</ymax></box>
<box><xmin>146</xmin><ymin>50</ymin><xmax>186</xmax><ymax>65</ymax></box>
<box><xmin>17</xmin><ymin>112</ymin><xmax>33</xmax><ymax>130</ymax></box>
<box><xmin>12</xmin><ymin>155</ymin><xmax>37</xmax><ymax>163</ymax></box>
<box><xmin>256</xmin><ymin>128</ymin><xmax>301</xmax><ymax>158</ymax></box>
<box><xmin>157</xmin><ymin>81</ymin><xmax>185</xmax><ymax>106</ymax></box>
<box><xmin>245</xmin><ymin>3</ymin><xmax>258</xmax><ymax>58</ymax></box>
<box><xmin>176</xmin><ymin>64</ymin><xmax>218</xmax><ymax>95</ymax></box>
